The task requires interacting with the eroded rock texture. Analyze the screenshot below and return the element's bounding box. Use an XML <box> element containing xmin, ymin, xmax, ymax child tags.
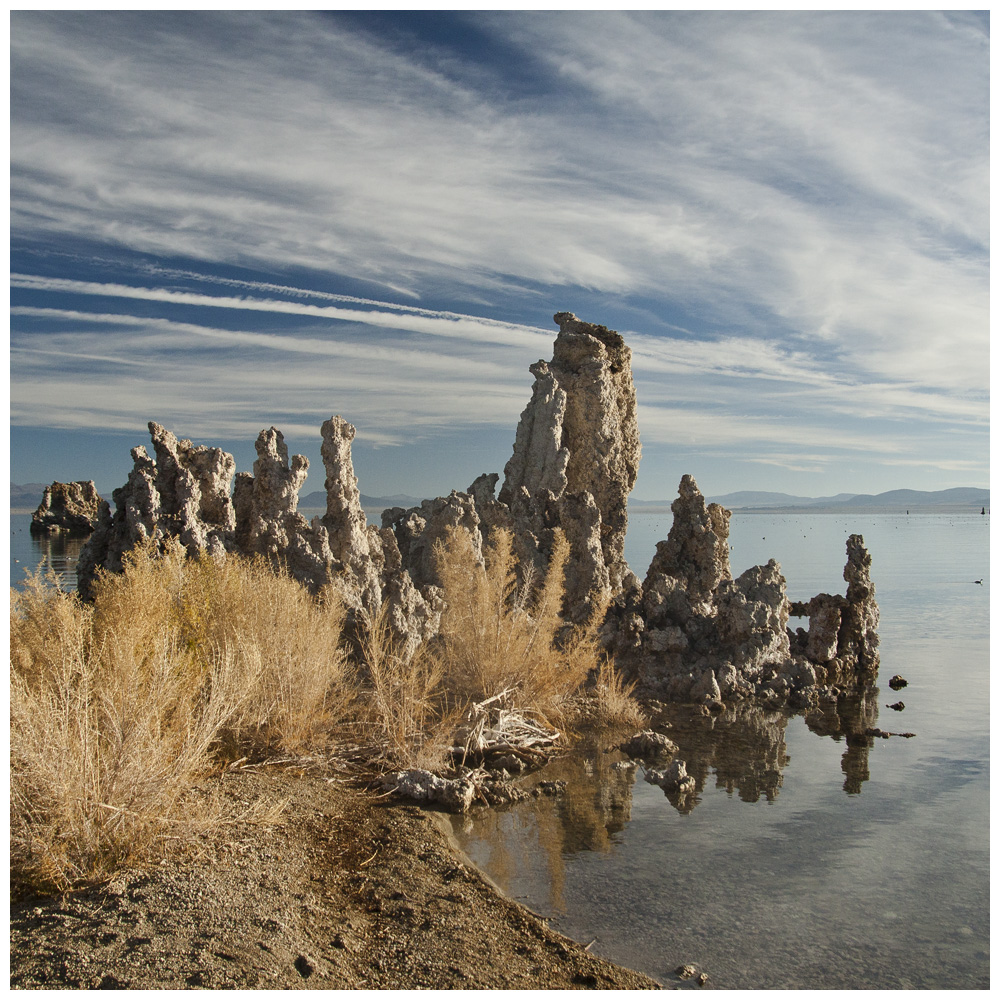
<box><xmin>623</xmin><ymin>474</ymin><xmax>879</xmax><ymax>708</ymax></box>
<box><xmin>496</xmin><ymin>312</ymin><xmax>640</xmax><ymax>620</ymax></box>
<box><xmin>645</xmin><ymin>475</ymin><xmax>731</xmax><ymax>606</ymax></box>
<box><xmin>72</xmin><ymin>312</ymin><xmax>880</xmax><ymax>711</ymax></box>
<box><xmin>788</xmin><ymin>533</ymin><xmax>880</xmax><ymax>679</ymax></box>
<box><xmin>233</xmin><ymin>427</ymin><xmax>334</xmax><ymax>594</ymax></box>
<box><xmin>77</xmin><ymin>423</ymin><xmax>236</xmax><ymax>600</ymax></box>
<box><xmin>31</xmin><ymin>481</ymin><xmax>103</xmax><ymax>534</ymax></box>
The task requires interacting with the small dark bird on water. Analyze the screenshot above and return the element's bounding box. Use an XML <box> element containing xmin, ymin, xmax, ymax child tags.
<box><xmin>974</xmin><ymin>579</ymin><xmax>983</xmax><ymax>585</ymax></box>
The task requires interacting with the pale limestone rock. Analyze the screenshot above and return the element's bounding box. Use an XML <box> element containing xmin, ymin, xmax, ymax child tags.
<box><xmin>382</xmin><ymin>769</ymin><xmax>476</xmax><ymax>812</ymax></box>
<box><xmin>319</xmin><ymin>416</ymin><xmax>384</xmax><ymax>612</ymax></box>
<box><xmin>148</xmin><ymin>422</ymin><xmax>235</xmax><ymax>543</ymax></box>
<box><xmin>377</xmin><ymin>526</ymin><xmax>443</xmax><ymax>658</ymax></box>
<box><xmin>77</xmin><ymin>424</ymin><xmax>236</xmax><ymax>599</ymax></box>
<box><xmin>714</xmin><ymin>560</ymin><xmax>792</xmax><ymax>676</ymax></box>
<box><xmin>234</xmin><ymin>427</ymin><xmax>336</xmax><ymax>593</ymax></box>
<box><xmin>626</xmin><ymin>472</ymin><xmax>887</xmax><ymax>706</ymax></box>
<box><xmin>69</xmin><ymin>313</ymin><xmax>881</xmax><ymax>715</ymax></box>
<box><xmin>31</xmin><ymin>481</ymin><xmax>103</xmax><ymax>533</ymax></box>
<box><xmin>789</xmin><ymin>594</ymin><xmax>844</xmax><ymax>663</ymax></box>
<box><xmin>787</xmin><ymin>536</ymin><xmax>879</xmax><ymax>676</ymax></box>
<box><xmin>382</xmin><ymin>491</ymin><xmax>484</xmax><ymax>590</ymax></box>
<box><xmin>547</xmin><ymin>312</ymin><xmax>640</xmax><ymax>589</ymax></box>
<box><xmin>841</xmin><ymin>534</ymin><xmax>880</xmax><ymax>672</ymax></box>
<box><xmin>498</xmin><ymin>312</ymin><xmax>640</xmax><ymax>618</ymax></box>
<box><xmin>498</xmin><ymin>362</ymin><xmax>570</xmax><ymax>502</ymax></box>
<box><xmin>645</xmin><ymin>474</ymin><xmax>731</xmax><ymax>606</ymax></box>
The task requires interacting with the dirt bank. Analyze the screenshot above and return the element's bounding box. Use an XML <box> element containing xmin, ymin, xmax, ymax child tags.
<box><xmin>10</xmin><ymin>768</ymin><xmax>663</xmax><ymax>989</ymax></box>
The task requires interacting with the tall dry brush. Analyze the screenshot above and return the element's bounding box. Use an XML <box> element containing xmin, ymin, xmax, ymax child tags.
<box><xmin>430</xmin><ymin>526</ymin><xmax>602</xmax><ymax>722</ymax></box>
<box><xmin>10</xmin><ymin>544</ymin><xmax>351</xmax><ymax>891</ymax></box>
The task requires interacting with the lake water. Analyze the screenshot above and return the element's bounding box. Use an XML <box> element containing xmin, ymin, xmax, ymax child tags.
<box><xmin>9</xmin><ymin>514</ymin><xmax>91</xmax><ymax>591</ymax></box>
<box><xmin>449</xmin><ymin>510</ymin><xmax>990</xmax><ymax>989</ymax></box>
<box><xmin>8</xmin><ymin>509</ymin><xmax>990</xmax><ymax>987</ymax></box>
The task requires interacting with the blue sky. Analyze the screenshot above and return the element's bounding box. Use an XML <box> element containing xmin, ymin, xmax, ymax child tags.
<box><xmin>10</xmin><ymin>11</ymin><xmax>989</xmax><ymax>501</ymax></box>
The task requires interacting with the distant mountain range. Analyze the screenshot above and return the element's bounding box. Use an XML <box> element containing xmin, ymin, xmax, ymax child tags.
<box><xmin>10</xmin><ymin>482</ymin><xmax>51</xmax><ymax>507</ymax></box>
<box><xmin>11</xmin><ymin>482</ymin><xmax>988</xmax><ymax>514</ymax></box>
<box><xmin>634</xmin><ymin>487</ymin><xmax>989</xmax><ymax>510</ymax></box>
<box><xmin>299</xmin><ymin>492</ymin><xmax>426</xmax><ymax>510</ymax></box>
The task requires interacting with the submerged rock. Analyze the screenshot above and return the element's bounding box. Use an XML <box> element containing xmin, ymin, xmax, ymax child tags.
<box><xmin>31</xmin><ymin>481</ymin><xmax>103</xmax><ymax>533</ymax></box>
<box><xmin>618</xmin><ymin>730</ymin><xmax>679</xmax><ymax>761</ymax></box>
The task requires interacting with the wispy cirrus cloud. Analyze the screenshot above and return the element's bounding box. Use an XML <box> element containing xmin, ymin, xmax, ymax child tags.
<box><xmin>9</xmin><ymin>11</ymin><xmax>988</xmax><ymax>496</ymax></box>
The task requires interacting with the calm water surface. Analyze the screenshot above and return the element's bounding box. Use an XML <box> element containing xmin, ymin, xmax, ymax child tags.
<box><xmin>449</xmin><ymin>511</ymin><xmax>990</xmax><ymax>989</ymax></box>
<box><xmin>8</xmin><ymin>510</ymin><xmax>990</xmax><ymax>987</ymax></box>
<box><xmin>10</xmin><ymin>514</ymin><xmax>90</xmax><ymax>591</ymax></box>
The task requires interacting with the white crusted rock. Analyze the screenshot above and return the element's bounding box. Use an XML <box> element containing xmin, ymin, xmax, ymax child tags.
<box><xmin>644</xmin><ymin>474</ymin><xmax>731</xmax><ymax>607</ymax></box>
<box><xmin>31</xmin><ymin>481</ymin><xmax>103</xmax><ymax>534</ymax></box>
<box><xmin>382</xmin><ymin>769</ymin><xmax>476</xmax><ymax>813</ymax></box>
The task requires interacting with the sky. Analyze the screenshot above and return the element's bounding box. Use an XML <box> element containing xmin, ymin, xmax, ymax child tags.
<box><xmin>9</xmin><ymin>11</ymin><xmax>990</xmax><ymax>503</ymax></box>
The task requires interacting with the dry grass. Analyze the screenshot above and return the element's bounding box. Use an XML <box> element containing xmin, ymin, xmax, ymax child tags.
<box><xmin>593</xmin><ymin>661</ymin><xmax>647</xmax><ymax>728</ymax></box>
<box><xmin>10</xmin><ymin>545</ymin><xmax>351</xmax><ymax>891</ymax></box>
<box><xmin>430</xmin><ymin>527</ymin><xmax>601</xmax><ymax>723</ymax></box>
<box><xmin>10</xmin><ymin>525</ymin><xmax>628</xmax><ymax>891</ymax></box>
<box><xmin>359</xmin><ymin>606</ymin><xmax>455</xmax><ymax>772</ymax></box>
<box><xmin>90</xmin><ymin>542</ymin><xmax>353</xmax><ymax>751</ymax></box>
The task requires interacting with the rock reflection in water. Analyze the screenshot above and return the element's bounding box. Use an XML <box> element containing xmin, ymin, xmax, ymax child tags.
<box><xmin>20</xmin><ymin>529</ymin><xmax>91</xmax><ymax>590</ymax></box>
<box><xmin>646</xmin><ymin>692</ymin><xmax>882</xmax><ymax>810</ymax></box>
<box><xmin>451</xmin><ymin>737</ymin><xmax>638</xmax><ymax>913</ymax></box>
<box><xmin>452</xmin><ymin>692</ymin><xmax>885</xmax><ymax>916</ymax></box>
<box><xmin>804</xmin><ymin>690</ymin><xmax>880</xmax><ymax>795</ymax></box>
<box><xmin>644</xmin><ymin>703</ymin><xmax>792</xmax><ymax>812</ymax></box>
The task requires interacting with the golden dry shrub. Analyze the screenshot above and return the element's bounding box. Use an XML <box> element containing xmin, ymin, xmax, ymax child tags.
<box><xmin>11</xmin><ymin>575</ymin><xmax>240</xmax><ymax>891</ymax></box>
<box><xmin>90</xmin><ymin>542</ymin><xmax>352</xmax><ymax>751</ymax></box>
<box><xmin>430</xmin><ymin>526</ymin><xmax>598</xmax><ymax>722</ymax></box>
<box><xmin>593</xmin><ymin>660</ymin><xmax>647</xmax><ymax>728</ymax></box>
<box><xmin>357</xmin><ymin>606</ymin><xmax>456</xmax><ymax>771</ymax></box>
<box><xmin>10</xmin><ymin>545</ymin><xmax>351</xmax><ymax>891</ymax></box>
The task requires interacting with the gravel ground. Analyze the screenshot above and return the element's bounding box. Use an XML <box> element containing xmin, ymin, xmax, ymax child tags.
<box><xmin>10</xmin><ymin>768</ymin><xmax>664</xmax><ymax>990</ymax></box>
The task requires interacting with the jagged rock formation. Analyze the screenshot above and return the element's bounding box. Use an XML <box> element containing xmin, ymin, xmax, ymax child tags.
<box><xmin>788</xmin><ymin>533</ymin><xmax>880</xmax><ymax>678</ymax></box>
<box><xmin>645</xmin><ymin>475</ymin><xmax>731</xmax><ymax>606</ymax></box>
<box><xmin>232</xmin><ymin>427</ymin><xmax>334</xmax><ymax>594</ymax></box>
<box><xmin>622</xmin><ymin>474</ymin><xmax>879</xmax><ymax>706</ymax></box>
<box><xmin>77</xmin><ymin>423</ymin><xmax>236</xmax><ymax>600</ymax></box>
<box><xmin>74</xmin><ymin>312</ymin><xmax>880</xmax><ymax>710</ymax></box>
<box><xmin>30</xmin><ymin>481</ymin><xmax>103</xmax><ymax>533</ymax></box>
<box><xmin>495</xmin><ymin>312</ymin><xmax>641</xmax><ymax>621</ymax></box>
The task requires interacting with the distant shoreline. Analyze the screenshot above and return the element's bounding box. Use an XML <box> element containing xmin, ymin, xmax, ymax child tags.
<box><xmin>10</xmin><ymin>504</ymin><xmax>989</xmax><ymax>519</ymax></box>
<box><xmin>628</xmin><ymin>504</ymin><xmax>988</xmax><ymax>515</ymax></box>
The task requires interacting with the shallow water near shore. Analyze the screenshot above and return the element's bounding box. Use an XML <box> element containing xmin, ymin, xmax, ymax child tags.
<box><xmin>450</xmin><ymin>511</ymin><xmax>990</xmax><ymax>988</ymax></box>
<box><xmin>8</xmin><ymin>509</ymin><xmax>990</xmax><ymax>988</ymax></box>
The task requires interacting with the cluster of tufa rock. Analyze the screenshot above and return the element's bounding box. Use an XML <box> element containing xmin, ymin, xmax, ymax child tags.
<box><xmin>30</xmin><ymin>481</ymin><xmax>104</xmax><ymax>534</ymax></box>
<box><xmin>74</xmin><ymin>312</ymin><xmax>879</xmax><ymax>706</ymax></box>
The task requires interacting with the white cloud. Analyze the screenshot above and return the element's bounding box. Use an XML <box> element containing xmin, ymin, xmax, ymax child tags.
<box><xmin>9</xmin><ymin>12</ymin><xmax>988</xmax><ymax>493</ymax></box>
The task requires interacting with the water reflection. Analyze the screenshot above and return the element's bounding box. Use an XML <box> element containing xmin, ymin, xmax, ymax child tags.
<box><xmin>452</xmin><ymin>692</ymin><xmax>886</xmax><ymax>914</ymax></box>
<box><xmin>17</xmin><ymin>528</ymin><xmax>91</xmax><ymax>591</ymax></box>
<box><xmin>803</xmin><ymin>691</ymin><xmax>880</xmax><ymax>795</ymax></box>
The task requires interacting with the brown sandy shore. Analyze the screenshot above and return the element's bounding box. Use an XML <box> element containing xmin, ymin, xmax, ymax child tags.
<box><xmin>10</xmin><ymin>769</ymin><xmax>664</xmax><ymax>990</ymax></box>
